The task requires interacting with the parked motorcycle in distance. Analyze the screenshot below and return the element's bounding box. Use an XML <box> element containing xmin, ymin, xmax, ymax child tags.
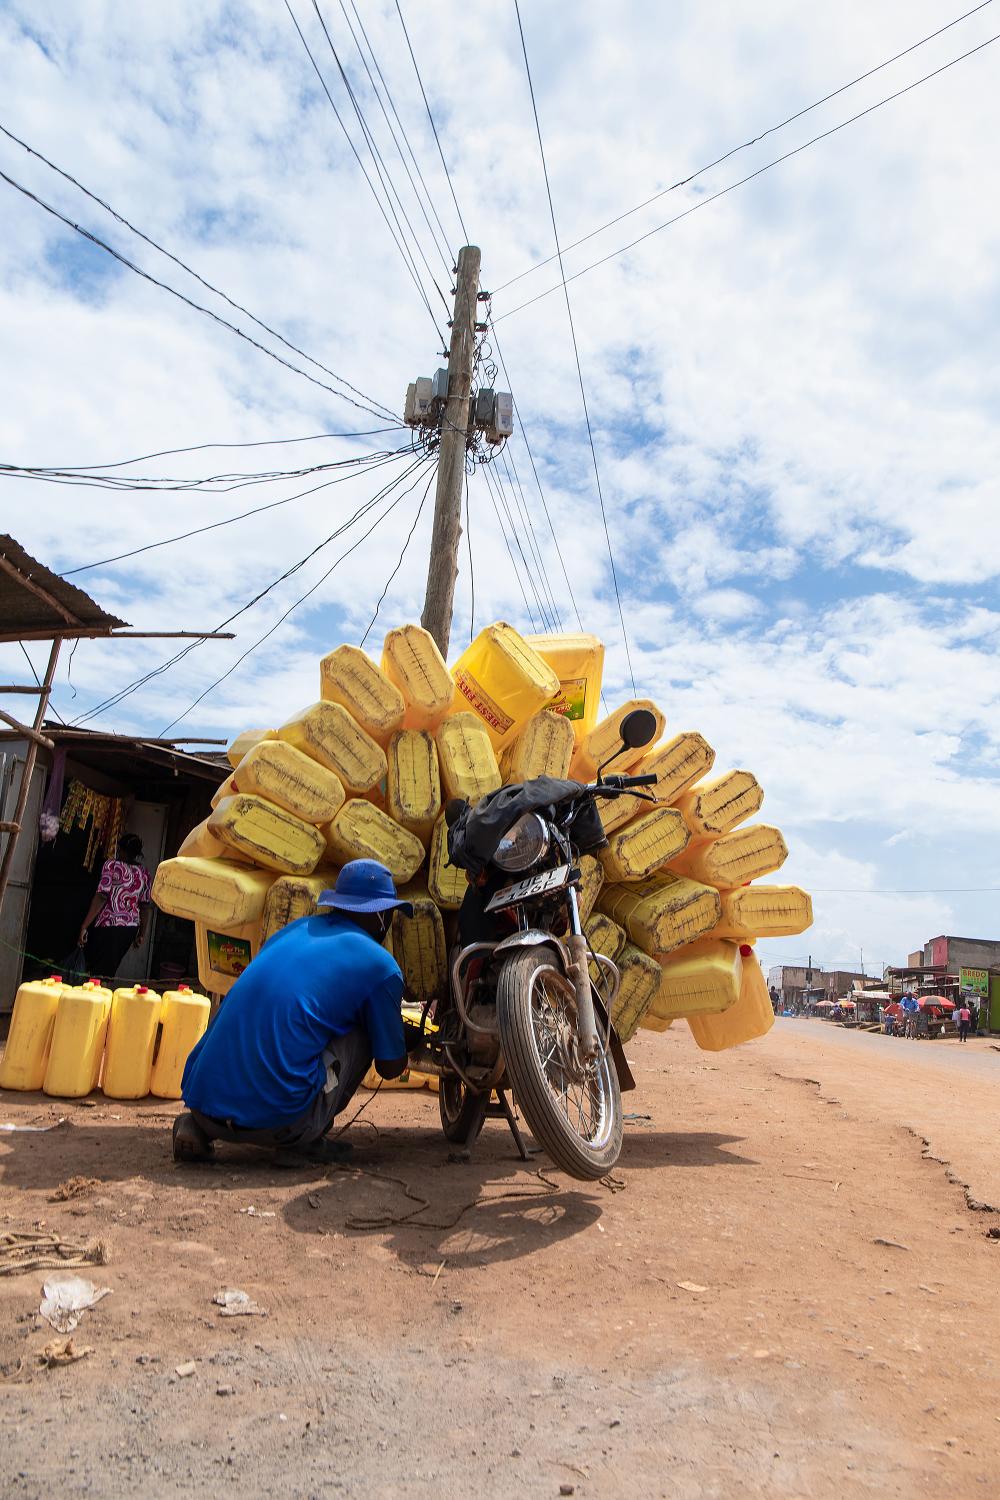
<box><xmin>406</xmin><ymin>709</ymin><xmax>659</xmax><ymax>1180</ymax></box>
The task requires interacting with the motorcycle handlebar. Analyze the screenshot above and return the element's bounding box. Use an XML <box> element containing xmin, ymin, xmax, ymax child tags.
<box><xmin>589</xmin><ymin>772</ymin><xmax>659</xmax><ymax>792</ymax></box>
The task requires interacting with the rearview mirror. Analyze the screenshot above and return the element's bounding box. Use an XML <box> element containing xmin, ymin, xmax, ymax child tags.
<box><xmin>619</xmin><ymin>708</ymin><xmax>657</xmax><ymax>751</ymax></box>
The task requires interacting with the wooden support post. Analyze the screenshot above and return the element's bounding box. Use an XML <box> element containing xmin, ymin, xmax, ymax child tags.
<box><xmin>420</xmin><ymin>244</ymin><xmax>481</xmax><ymax>658</ymax></box>
<box><xmin>0</xmin><ymin>638</ymin><xmax>59</xmax><ymax>913</ymax></box>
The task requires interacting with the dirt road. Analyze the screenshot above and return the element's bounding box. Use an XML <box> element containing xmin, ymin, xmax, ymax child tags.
<box><xmin>2</xmin><ymin>1020</ymin><xmax>999</xmax><ymax>1498</ymax></box>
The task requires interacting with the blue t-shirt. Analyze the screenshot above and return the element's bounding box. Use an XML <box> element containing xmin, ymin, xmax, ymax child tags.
<box><xmin>182</xmin><ymin>912</ymin><xmax>405</xmax><ymax>1129</ymax></box>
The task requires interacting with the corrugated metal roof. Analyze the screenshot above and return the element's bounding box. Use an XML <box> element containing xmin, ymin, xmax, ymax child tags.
<box><xmin>0</xmin><ymin>534</ymin><xmax>128</xmax><ymax>641</ymax></box>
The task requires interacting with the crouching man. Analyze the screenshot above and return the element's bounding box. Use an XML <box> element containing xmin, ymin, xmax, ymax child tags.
<box><xmin>172</xmin><ymin>860</ymin><xmax>418</xmax><ymax>1164</ymax></box>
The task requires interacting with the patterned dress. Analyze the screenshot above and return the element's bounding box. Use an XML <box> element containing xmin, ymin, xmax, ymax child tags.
<box><xmin>93</xmin><ymin>860</ymin><xmax>151</xmax><ymax>929</ymax></box>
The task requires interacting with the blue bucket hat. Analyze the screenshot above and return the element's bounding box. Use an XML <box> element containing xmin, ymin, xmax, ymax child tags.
<box><xmin>320</xmin><ymin>859</ymin><xmax>413</xmax><ymax>918</ymax></box>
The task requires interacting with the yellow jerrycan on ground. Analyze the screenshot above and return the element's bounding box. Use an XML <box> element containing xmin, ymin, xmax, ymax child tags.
<box><xmin>0</xmin><ymin>975</ymin><xmax>65</xmax><ymax>1091</ymax></box>
<box><xmin>102</xmin><ymin>985</ymin><xmax>163</xmax><ymax>1099</ymax></box>
<box><xmin>150</xmin><ymin>985</ymin><xmax>211</xmax><ymax>1099</ymax></box>
<box><xmin>42</xmin><ymin>981</ymin><xmax>113</xmax><ymax>1098</ymax></box>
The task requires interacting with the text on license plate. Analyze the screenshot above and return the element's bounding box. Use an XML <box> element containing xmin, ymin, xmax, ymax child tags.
<box><xmin>486</xmin><ymin>865</ymin><xmax>571</xmax><ymax>910</ymax></box>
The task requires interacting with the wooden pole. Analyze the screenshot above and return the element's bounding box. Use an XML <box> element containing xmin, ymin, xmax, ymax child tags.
<box><xmin>0</xmin><ymin>638</ymin><xmax>59</xmax><ymax>914</ymax></box>
<box><xmin>420</xmin><ymin>244</ymin><xmax>481</xmax><ymax>657</ymax></box>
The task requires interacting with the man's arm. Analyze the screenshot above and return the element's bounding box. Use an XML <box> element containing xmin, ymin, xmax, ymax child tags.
<box><xmin>373</xmin><ymin>1016</ymin><xmax>424</xmax><ymax>1080</ymax></box>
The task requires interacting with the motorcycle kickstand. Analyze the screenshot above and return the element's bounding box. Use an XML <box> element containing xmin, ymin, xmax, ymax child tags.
<box><xmin>497</xmin><ymin>1088</ymin><xmax>531</xmax><ymax>1163</ymax></box>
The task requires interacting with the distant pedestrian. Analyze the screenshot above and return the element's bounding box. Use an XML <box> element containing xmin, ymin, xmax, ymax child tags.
<box><xmin>957</xmin><ymin>1004</ymin><xmax>971</xmax><ymax>1043</ymax></box>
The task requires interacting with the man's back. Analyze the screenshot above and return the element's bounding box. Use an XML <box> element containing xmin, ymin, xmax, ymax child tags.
<box><xmin>182</xmin><ymin>913</ymin><xmax>404</xmax><ymax>1129</ymax></box>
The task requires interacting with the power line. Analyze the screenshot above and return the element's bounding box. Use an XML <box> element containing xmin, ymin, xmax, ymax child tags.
<box><xmin>283</xmin><ymin>0</ymin><xmax>445</xmax><ymax>344</ymax></box>
<box><xmin>494</xmin><ymin>0</ymin><xmax>995</xmax><ymax>295</ymax></box>
<box><xmin>487</xmin><ymin>323</ymin><xmax>587</xmax><ymax>635</ymax></box>
<box><xmin>479</xmin><ymin>468</ymin><xmax>538</xmax><ymax>629</ymax></box>
<box><xmin>345</xmin><ymin>0</ymin><xmax>456</xmax><ymax>267</ymax></box>
<box><xmin>359</xmin><ymin>466</ymin><xmax>436</xmax><ymax>646</ymax></box>
<box><xmin>159</xmin><ymin>458</ymin><xmax>436</xmax><ymax>734</ymax></box>
<box><xmin>334</xmin><ymin>0</ymin><xmax>454</xmax><ymax>280</ymax></box>
<box><xmin>803</xmin><ymin>876</ymin><xmax>1000</xmax><ymax>888</ymax></box>
<box><xmin>495</xmin><ymin>27</ymin><xmax>1000</xmax><ymax>324</ymax></box>
<box><xmin>498</xmin><ymin>444</ymin><xmax>563</xmax><ymax>632</ymax></box>
<box><xmin>464</xmin><ymin>468</ymin><xmax>475</xmax><ymax>644</ymax></box>
<box><xmin>3</xmin><ymin>426</ymin><xmax>407</xmax><ymax>474</ymax></box>
<box><xmin>513</xmin><ymin>0</ymin><xmax>637</xmax><ymax>693</ymax></box>
<box><xmin>0</xmin><ymin>163</ymin><xmax>400</xmax><ymax>417</ymax></box>
<box><xmin>480</xmin><ymin>461</ymin><xmax>547</xmax><ymax>630</ymax></box>
<box><xmin>61</xmin><ymin>448</ymin><xmax>412</xmax><ymax>576</ymax></box>
<box><xmin>71</xmin><ymin>455</ymin><xmax>431</xmax><ymax>725</ymax></box>
<box><xmin>308</xmin><ymin>0</ymin><xmax>453</xmax><ymax>322</ymax></box>
<box><xmin>0</xmin><ymin>122</ymin><xmax>397</xmax><ymax>422</ymax></box>
<box><xmin>3</xmin><ymin>443</ymin><xmax>411</xmax><ymax>495</ymax></box>
<box><xmin>393</xmin><ymin>0</ymin><xmax>470</xmax><ymax>244</ymax></box>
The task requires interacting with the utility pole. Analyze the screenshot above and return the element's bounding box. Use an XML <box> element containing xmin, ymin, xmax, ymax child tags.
<box><xmin>420</xmin><ymin>244</ymin><xmax>481</xmax><ymax>657</ymax></box>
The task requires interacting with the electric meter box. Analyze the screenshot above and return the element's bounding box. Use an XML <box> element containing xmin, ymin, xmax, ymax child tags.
<box><xmin>487</xmin><ymin>391</ymin><xmax>514</xmax><ymax>443</ymax></box>
<box><xmin>432</xmin><ymin>367</ymin><xmax>450</xmax><ymax>402</ymax></box>
<box><xmin>404</xmin><ymin>377</ymin><xmax>433</xmax><ymax>426</ymax></box>
<box><xmin>474</xmin><ymin>388</ymin><xmax>495</xmax><ymax>426</ymax></box>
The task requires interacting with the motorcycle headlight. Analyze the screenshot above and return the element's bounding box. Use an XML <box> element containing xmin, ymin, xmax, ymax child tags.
<box><xmin>493</xmin><ymin>812</ymin><xmax>550</xmax><ymax>872</ymax></box>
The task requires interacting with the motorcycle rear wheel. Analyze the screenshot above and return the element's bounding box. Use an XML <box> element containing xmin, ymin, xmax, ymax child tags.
<box><xmin>438</xmin><ymin>1075</ymin><xmax>487</xmax><ymax>1144</ymax></box>
<box><xmin>496</xmin><ymin>947</ymin><xmax>622</xmax><ymax>1180</ymax></box>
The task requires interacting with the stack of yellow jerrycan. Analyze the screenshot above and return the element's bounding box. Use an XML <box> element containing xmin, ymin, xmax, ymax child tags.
<box><xmin>147</xmin><ymin>618</ymin><xmax>812</xmax><ymax>1055</ymax></box>
<box><xmin>0</xmin><ymin>970</ymin><xmax>212</xmax><ymax>1101</ymax></box>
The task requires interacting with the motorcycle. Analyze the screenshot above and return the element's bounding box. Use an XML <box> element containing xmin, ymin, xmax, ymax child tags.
<box><xmin>406</xmin><ymin>708</ymin><xmax>660</xmax><ymax>1181</ymax></box>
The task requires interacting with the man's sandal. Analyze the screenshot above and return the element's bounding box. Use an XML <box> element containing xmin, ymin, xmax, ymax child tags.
<box><xmin>172</xmin><ymin>1112</ymin><xmax>215</xmax><ymax>1163</ymax></box>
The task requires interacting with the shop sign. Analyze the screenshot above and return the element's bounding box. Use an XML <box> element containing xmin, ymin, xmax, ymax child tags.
<box><xmin>959</xmin><ymin>967</ymin><xmax>989</xmax><ymax>998</ymax></box>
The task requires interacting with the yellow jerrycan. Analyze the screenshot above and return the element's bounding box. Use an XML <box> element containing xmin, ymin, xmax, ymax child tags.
<box><xmin>688</xmin><ymin>945</ymin><xmax>775</xmax><ymax>1051</ymax></box>
<box><xmin>645</xmin><ymin>939</ymin><xmax>743</xmax><ymax>1027</ymax></box>
<box><xmin>0</xmin><ymin>975</ymin><xmax>65</xmax><ymax>1091</ymax></box>
<box><xmin>449</xmin><ymin>622</ymin><xmax>560</xmax><ymax>753</ymax></box>
<box><xmin>571</xmin><ymin>699</ymin><xmax>666</xmax><ymax>782</ymax></box>
<box><xmin>525</xmin><ymin>632</ymin><xmax>605</xmax><ymax>745</ymax></box>
<box><xmin>600</xmin><ymin>731</ymin><xmax>716</xmax><ymax>835</ymax></box>
<box><xmin>103</xmin><ymin>985</ymin><xmax>163</xmax><ymax>1099</ymax></box>
<box><xmin>42</xmin><ymin>981</ymin><xmax>113</xmax><ymax>1098</ymax></box>
<box><xmin>381</xmin><ymin>624</ymin><xmax>455</xmax><ymax>730</ymax></box>
<box><xmin>319</xmin><ymin>644</ymin><xmax>405</xmax><ymax>746</ymax></box>
<box><xmin>499</xmin><ymin>709</ymin><xmax>575</xmax><ymax>782</ymax></box>
<box><xmin>150</xmin><ymin>985</ymin><xmax>211</xmax><ymax>1099</ymax></box>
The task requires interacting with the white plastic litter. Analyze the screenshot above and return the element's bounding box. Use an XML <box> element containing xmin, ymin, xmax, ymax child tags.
<box><xmin>39</xmin><ymin>1274</ymin><xmax>112</xmax><ymax>1333</ymax></box>
<box><xmin>213</xmin><ymin>1288</ymin><xmax>267</xmax><ymax>1317</ymax></box>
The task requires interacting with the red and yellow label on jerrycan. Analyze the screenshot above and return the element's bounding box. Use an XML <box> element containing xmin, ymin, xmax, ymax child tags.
<box><xmin>448</xmin><ymin>623</ymin><xmax>559</xmax><ymax>752</ymax></box>
<box><xmin>150</xmin><ymin>985</ymin><xmax>211</xmax><ymax>1099</ymax></box>
<box><xmin>42</xmin><ymin>981</ymin><xmax>113</xmax><ymax>1098</ymax></box>
<box><xmin>103</xmin><ymin>985</ymin><xmax>163</xmax><ymax>1099</ymax></box>
<box><xmin>0</xmin><ymin>975</ymin><xmax>65</xmax><ymax>1091</ymax></box>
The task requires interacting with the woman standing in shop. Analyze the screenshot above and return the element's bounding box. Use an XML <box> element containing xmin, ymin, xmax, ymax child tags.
<box><xmin>78</xmin><ymin>833</ymin><xmax>152</xmax><ymax>981</ymax></box>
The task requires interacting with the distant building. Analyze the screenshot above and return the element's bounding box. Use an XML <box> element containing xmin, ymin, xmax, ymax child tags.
<box><xmin>768</xmin><ymin>965</ymin><xmax>868</xmax><ymax>1005</ymax></box>
<box><xmin>923</xmin><ymin>935</ymin><xmax>1000</xmax><ymax>969</ymax></box>
<box><xmin>821</xmin><ymin>970</ymin><xmax>867</xmax><ymax>999</ymax></box>
<box><xmin>768</xmin><ymin>965</ymin><xmax>822</xmax><ymax>1005</ymax></box>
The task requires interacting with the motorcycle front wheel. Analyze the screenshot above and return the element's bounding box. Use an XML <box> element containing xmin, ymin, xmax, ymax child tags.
<box><xmin>496</xmin><ymin>947</ymin><xmax>622</xmax><ymax>1180</ymax></box>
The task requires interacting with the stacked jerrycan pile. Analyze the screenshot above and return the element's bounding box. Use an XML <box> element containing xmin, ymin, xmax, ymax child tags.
<box><xmin>0</xmin><ymin>974</ymin><xmax>211</xmax><ymax>1100</ymax></box>
<box><xmin>149</xmin><ymin>621</ymin><xmax>812</xmax><ymax>1056</ymax></box>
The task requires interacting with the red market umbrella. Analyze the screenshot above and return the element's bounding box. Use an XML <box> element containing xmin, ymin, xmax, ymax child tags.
<box><xmin>884</xmin><ymin>1003</ymin><xmax>904</xmax><ymax>1017</ymax></box>
<box><xmin>919</xmin><ymin>996</ymin><xmax>955</xmax><ymax>1010</ymax></box>
<box><xmin>839</xmin><ymin>1000</ymin><xmax>856</xmax><ymax>1009</ymax></box>
<box><xmin>813</xmin><ymin>999</ymin><xmax>834</xmax><ymax>1008</ymax></box>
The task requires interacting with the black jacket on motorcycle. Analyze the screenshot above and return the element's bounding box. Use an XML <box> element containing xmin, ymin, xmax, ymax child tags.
<box><xmin>446</xmin><ymin>775</ymin><xmax>608</xmax><ymax>879</ymax></box>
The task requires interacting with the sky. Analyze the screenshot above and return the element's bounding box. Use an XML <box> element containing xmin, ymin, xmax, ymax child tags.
<box><xmin>1</xmin><ymin>0</ymin><xmax>998</xmax><ymax>979</ymax></box>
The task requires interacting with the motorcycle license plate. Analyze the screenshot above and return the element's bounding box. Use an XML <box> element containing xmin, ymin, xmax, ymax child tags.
<box><xmin>486</xmin><ymin>865</ymin><xmax>570</xmax><ymax>911</ymax></box>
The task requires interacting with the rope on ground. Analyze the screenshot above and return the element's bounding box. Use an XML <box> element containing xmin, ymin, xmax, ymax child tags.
<box><xmin>341</xmin><ymin>1164</ymin><xmax>563</xmax><ymax>1231</ymax></box>
<box><xmin>0</xmin><ymin>1229</ymin><xmax>110</xmax><ymax>1277</ymax></box>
